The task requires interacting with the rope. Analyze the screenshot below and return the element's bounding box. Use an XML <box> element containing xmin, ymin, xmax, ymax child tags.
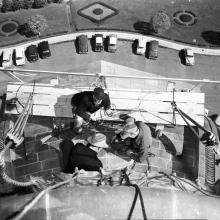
<box><xmin>5</xmin><ymin>171</ymin><xmax>79</xmax><ymax>220</ymax></box>
<box><xmin>159</xmin><ymin>172</ymin><xmax>220</xmax><ymax>198</ymax></box>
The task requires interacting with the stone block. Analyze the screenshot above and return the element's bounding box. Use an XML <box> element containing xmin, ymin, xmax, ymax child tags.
<box><xmin>13</xmin><ymin>153</ymin><xmax>38</xmax><ymax>167</ymax></box>
<box><xmin>152</xmin><ymin>139</ymin><xmax>160</xmax><ymax>148</ymax></box>
<box><xmin>38</xmin><ymin>149</ymin><xmax>60</xmax><ymax>161</ymax></box>
<box><xmin>27</xmin><ymin>169</ymin><xmax>53</xmax><ymax>178</ymax></box>
<box><xmin>157</xmin><ymin>149</ymin><xmax>172</xmax><ymax>160</ymax></box>
<box><xmin>149</xmin><ymin>157</ymin><xmax>169</xmax><ymax>169</ymax></box>
<box><xmin>15</xmin><ymin>162</ymin><xmax>42</xmax><ymax>177</ymax></box>
<box><xmin>25</xmin><ymin>141</ymin><xmax>49</xmax><ymax>154</ymax></box>
<box><xmin>42</xmin><ymin>158</ymin><xmax>61</xmax><ymax>170</ymax></box>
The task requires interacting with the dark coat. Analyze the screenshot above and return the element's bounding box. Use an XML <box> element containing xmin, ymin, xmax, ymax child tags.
<box><xmin>71</xmin><ymin>91</ymin><xmax>111</xmax><ymax>121</ymax></box>
<box><xmin>130</xmin><ymin>121</ymin><xmax>152</xmax><ymax>162</ymax></box>
<box><xmin>65</xmin><ymin>142</ymin><xmax>102</xmax><ymax>173</ymax></box>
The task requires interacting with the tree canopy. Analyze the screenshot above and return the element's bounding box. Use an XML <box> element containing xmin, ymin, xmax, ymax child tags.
<box><xmin>151</xmin><ymin>10</ymin><xmax>171</xmax><ymax>34</ymax></box>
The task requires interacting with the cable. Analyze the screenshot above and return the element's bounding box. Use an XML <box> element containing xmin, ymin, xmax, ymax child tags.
<box><xmin>121</xmin><ymin>169</ymin><xmax>148</xmax><ymax>220</ymax></box>
<box><xmin>5</xmin><ymin>171</ymin><xmax>79</xmax><ymax>220</ymax></box>
<box><xmin>159</xmin><ymin>172</ymin><xmax>220</xmax><ymax>199</ymax></box>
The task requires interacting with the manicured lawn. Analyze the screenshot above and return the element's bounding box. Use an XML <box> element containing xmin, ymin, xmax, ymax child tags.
<box><xmin>0</xmin><ymin>4</ymin><xmax>70</xmax><ymax>47</ymax></box>
<box><xmin>70</xmin><ymin>0</ymin><xmax>220</xmax><ymax>47</ymax></box>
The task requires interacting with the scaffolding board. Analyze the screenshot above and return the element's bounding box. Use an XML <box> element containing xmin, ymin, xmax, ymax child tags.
<box><xmin>5</xmin><ymin>83</ymin><xmax>205</xmax><ymax>126</ymax></box>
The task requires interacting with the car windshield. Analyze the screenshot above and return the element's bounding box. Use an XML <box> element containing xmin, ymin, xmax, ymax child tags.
<box><xmin>16</xmin><ymin>57</ymin><xmax>22</xmax><ymax>60</ymax></box>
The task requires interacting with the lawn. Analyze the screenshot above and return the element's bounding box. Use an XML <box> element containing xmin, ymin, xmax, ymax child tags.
<box><xmin>0</xmin><ymin>4</ymin><xmax>70</xmax><ymax>47</ymax></box>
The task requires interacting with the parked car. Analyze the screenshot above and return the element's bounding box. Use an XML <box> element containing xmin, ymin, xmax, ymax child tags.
<box><xmin>2</xmin><ymin>49</ymin><xmax>13</xmax><ymax>68</ymax></box>
<box><xmin>26</xmin><ymin>45</ymin><xmax>39</xmax><ymax>62</ymax></box>
<box><xmin>183</xmin><ymin>48</ymin><xmax>195</xmax><ymax>66</ymax></box>
<box><xmin>136</xmin><ymin>39</ymin><xmax>146</xmax><ymax>55</ymax></box>
<box><xmin>108</xmin><ymin>34</ymin><xmax>117</xmax><ymax>52</ymax></box>
<box><xmin>94</xmin><ymin>34</ymin><xmax>104</xmax><ymax>52</ymax></box>
<box><xmin>14</xmin><ymin>47</ymin><xmax>25</xmax><ymax>66</ymax></box>
<box><xmin>77</xmin><ymin>35</ymin><xmax>88</xmax><ymax>54</ymax></box>
<box><xmin>38</xmin><ymin>41</ymin><xmax>51</xmax><ymax>59</ymax></box>
<box><xmin>148</xmin><ymin>40</ymin><xmax>159</xmax><ymax>60</ymax></box>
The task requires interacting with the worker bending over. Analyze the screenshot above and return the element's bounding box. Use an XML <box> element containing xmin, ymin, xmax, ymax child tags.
<box><xmin>71</xmin><ymin>87</ymin><xmax>112</xmax><ymax>133</ymax></box>
<box><xmin>113</xmin><ymin>117</ymin><xmax>153</xmax><ymax>165</ymax></box>
<box><xmin>61</xmin><ymin>133</ymin><xmax>108</xmax><ymax>173</ymax></box>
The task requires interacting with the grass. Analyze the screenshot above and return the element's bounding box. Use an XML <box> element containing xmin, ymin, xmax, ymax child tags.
<box><xmin>0</xmin><ymin>4</ymin><xmax>70</xmax><ymax>47</ymax></box>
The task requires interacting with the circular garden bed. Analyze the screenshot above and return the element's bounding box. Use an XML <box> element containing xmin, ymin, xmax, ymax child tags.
<box><xmin>0</xmin><ymin>19</ymin><xmax>19</xmax><ymax>36</ymax></box>
<box><xmin>173</xmin><ymin>11</ymin><xmax>197</xmax><ymax>26</ymax></box>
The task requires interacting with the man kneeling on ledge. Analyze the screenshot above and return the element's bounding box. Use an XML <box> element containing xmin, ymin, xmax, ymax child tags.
<box><xmin>71</xmin><ymin>87</ymin><xmax>112</xmax><ymax>134</ymax></box>
<box><xmin>112</xmin><ymin>117</ymin><xmax>153</xmax><ymax>166</ymax></box>
<box><xmin>61</xmin><ymin>133</ymin><xmax>108</xmax><ymax>173</ymax></box>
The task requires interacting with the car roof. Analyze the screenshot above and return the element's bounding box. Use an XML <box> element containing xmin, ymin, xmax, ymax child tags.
<box><xmin>138</xmin><ymin>39</ymin><xmax>145</xmax><ymax>47</ymax></box>
<box><xmin>186</xmin><ymin>48</ymin><xmax>194</xmax><ymax>56</ymax></box>
<box><xmin>109</xmin><ymin>35</ymin><xmax>117</xmax><ymax>44</ymax></box>
<box><xmin>15</xmin><ymin>47</ymin><xmax>25</xmax><ymax>55</ymax></box>
<box><xmin>96</xmin><ymin>36</ymin><xmax>103</xmax><ymax>43</ymax></box>
<box><xmin>27</xmin><ymin>45</ymin><xmax>37</xmax><ymax>52</ymax></box>
<box><xmin>3</xmin><ymin>49</ymin><xmax>12</xmax><ymax>56</ymax></box>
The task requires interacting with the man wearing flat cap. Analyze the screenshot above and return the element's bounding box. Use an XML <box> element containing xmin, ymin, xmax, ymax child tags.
<box><xmin>113</xmin><ymin>117</ymin><xmax>153</xmax><ymax>165</ymax></box>
<box><xmin>71</xmin><ymin>87</ymin><xmax>111</xmax><ymax>133</ymax></box>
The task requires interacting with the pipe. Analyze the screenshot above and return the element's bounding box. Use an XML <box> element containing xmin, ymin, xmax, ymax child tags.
<box><xmin>3</xmin><ymin>68</ymin><xmax>220</xmax><ymax>84</ymax></box>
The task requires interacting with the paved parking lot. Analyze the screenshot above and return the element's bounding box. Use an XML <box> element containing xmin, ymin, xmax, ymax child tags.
<box><xmin>11</xmin><ymin>39</ymin><xmax>220</xmax><ymax>113</ymax></box>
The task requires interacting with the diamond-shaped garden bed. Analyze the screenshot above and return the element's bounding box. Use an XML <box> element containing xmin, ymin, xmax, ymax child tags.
<box><xmin>77</xmin><ymin>2</ymin><xmax>118</xmax><ymax>23</ymax></box>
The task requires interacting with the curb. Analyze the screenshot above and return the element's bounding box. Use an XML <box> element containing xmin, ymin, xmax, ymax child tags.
<box><xmin>0</xmin><ymin>30</ymin><xmax>220</xmax><ymax>56</ymax></box>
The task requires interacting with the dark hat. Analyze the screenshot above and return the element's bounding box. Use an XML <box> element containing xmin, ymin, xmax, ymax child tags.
<box><xmin>94</xmin><ymin>87</ymin><xmax>105</xmax><ymax>100</ymax></box>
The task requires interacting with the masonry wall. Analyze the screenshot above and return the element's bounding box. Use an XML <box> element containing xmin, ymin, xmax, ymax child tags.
<box><xmin>0</xmin><ymin>114</ymin><xmax>202</xmax><ymax>193</ymax></box>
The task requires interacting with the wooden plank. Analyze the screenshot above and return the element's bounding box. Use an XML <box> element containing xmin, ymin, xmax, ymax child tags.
<box><xmin>6</xmin><ymin>92</ymin><xmax>204</xmax><ymax>115</ymax></box>
<box><xmin>7</xmin><ymin>85</ymin><xmax>78</xmax><ymax>96</ymax></box>
<box><xmin>6</xmin><ymin>95</ymin><xmax>204</xmax><ymax>116</ymax></box>
<box><xmin>6</xmin><ymin>84</ymin><xmax>205</xmax><ymax>126</ymax></box>
<box><xmin>109</xmin><ymin>91</ymin><xmax>205</xmax><ymax>103</ymax></box>
<box><xmin>7</xmin><ymin>84</ymin><xmax>204</xmax><ymax>103</ymax></box>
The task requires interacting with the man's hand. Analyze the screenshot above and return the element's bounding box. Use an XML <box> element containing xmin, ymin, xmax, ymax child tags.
<box><xmin>90</xmin><ymin>115</ymin><xmax>97</xmax><ymax>122</ymax></box>
<box><xmin>105</xmin><ymin>109</ymin><xmax>113</xmax><ymax>117</ymax></box>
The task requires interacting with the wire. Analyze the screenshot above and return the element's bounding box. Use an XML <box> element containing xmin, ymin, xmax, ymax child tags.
<box><xmin>159</xmin><ymin>172</ymin><xmax>220</xmax><ymax>198</ymax></box>
<box><xmin>5</xmin><ymin>171</ymin><xmax>79</xmax><ymax>220</ymax></box>
<box><xmin>121</xmin><ymin>169</ymin><xmax>148</xmax><ymax>220</ymax></box>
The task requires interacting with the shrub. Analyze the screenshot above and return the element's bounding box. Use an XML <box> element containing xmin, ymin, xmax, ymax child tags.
<box><xmin>13</xmin><ymin>0</ymin><xmax>25</xmax><ymax>10</ymax></box>
<box><xmin>24</xmin><ymin>0</ymin><xmax>34</xmax><ymax>9</ymax></box>
<box><xmin>1</xmin><ymin>0</ymin><xmax>13</xmax><ymax>12</ymax></box>
<box><xmin>151</xmin><ymin>10</ymin><xmax>171</xmax><ymax>34</ymax></box>
<box><xmin>33</xmin><ymin>0</ymin><xmax>47</xmax><ymax>8</ymax></box>
<box><xmin>25</xmin><ymin>14</ymin><xmax>48</xmax><ymax>36</ymax></box>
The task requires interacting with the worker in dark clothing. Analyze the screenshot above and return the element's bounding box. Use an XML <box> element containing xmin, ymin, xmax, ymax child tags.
<box><xmin>61</xmin><ymin>133</ymin><xmax>109</xmax><ymax>173</ymax></box>
<box><xmin>71</xmin><ymin>87</ymin><xmax>111</xmax><ymax>133</ymax></box>
<box><xmin>112</xmin><ymin>118</ymin><xmax>153</xmax><ymax>164</ymax></box>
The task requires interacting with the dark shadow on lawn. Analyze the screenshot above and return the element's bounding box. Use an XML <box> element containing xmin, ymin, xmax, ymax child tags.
<box><xmin>133</xmin><ymin>21</ymin><xmax>153</xmax><ymax>35</ymax></box>
<box><xmin>202</xmin><ymin>31</ymin><xmax>220</xmax><ymax>46</ymax></box>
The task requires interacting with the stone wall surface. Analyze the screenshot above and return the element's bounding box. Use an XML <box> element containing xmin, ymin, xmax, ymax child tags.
<box><xmin>0</xmin><ymin>116</ymin><xmax>200</xmax><ymax>187</ymax></box>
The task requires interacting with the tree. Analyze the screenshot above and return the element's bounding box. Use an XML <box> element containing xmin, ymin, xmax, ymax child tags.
<box><xmin>24</xmin><ymin>0</ymin><xmax>34</xmax><ymax>9</ymax></box>
<box><xmin>151</xmin><ymin>10</ymin><xmax>171</xmax><ymax>34</ymax></box>
<box><xmin>26</xmin><ymin>14</ymin><xmax>48</xmax><ymax>36</ymax></box>
<box><xmin>1</xmin><ymin>0</ymin><xmax>13</xmax><ymax>12</ymax></box>
<box><xmin>13</xmin><ymin>0</ymin><xmax>25</xmax><ymax>10</ymax></box>
<box><xmin>33</xmin><ymin>0</ymin><xmax>47</xmax><ymax>8</ymax></box>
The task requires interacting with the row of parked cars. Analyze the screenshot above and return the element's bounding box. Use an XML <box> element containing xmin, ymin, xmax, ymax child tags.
<box><xmin>77</xmin><ymin>34</ymin><xmax>118</xmax><ymax>53</ymax></box>
<box><xmin>77</xmin><ymin>34</ymin><xmax>195</xmax><ymax>65</ymax></box>
<box><xmin>1</xmin><ymin>41</ymin><xmax>51</xmax><ymax>68</ymax></box>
